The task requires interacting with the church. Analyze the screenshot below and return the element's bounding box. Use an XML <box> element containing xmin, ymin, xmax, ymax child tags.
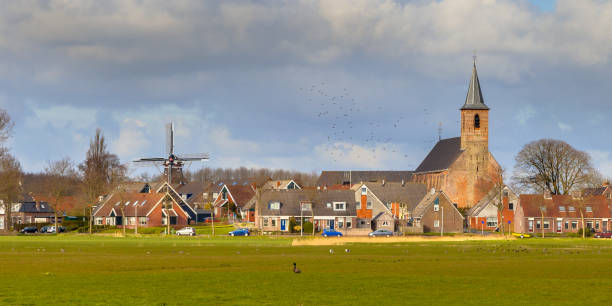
<box><xmin>412</xmin><ymin>63</ymin><xmax>502</xmax><ymax>208</ymax></box>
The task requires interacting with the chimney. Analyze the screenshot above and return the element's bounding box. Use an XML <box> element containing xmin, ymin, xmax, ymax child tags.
<box><xmin>277</xmin><ymin>181</ymin><xmax>281</xmax><ymax>188</ymax></box>
<box><xmin>401</xmin><ymin>179</ymin><xmax>405</xmax><ymax>187</ymax></box>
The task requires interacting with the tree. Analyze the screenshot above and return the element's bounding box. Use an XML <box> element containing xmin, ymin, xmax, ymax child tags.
<box><xmin>0</xmin><ymin>154</ymin><xmax>22</xmax><ymax>232</ymax></box>
<box><xmin>79</xmin><ymin>128</ymin><xmax>123</xmax><ymax>233</ymax></box>
<box><xmin>45</xmin><ymin>157</ymin><xmax>77</xmax><ymax>234</ymax></box>
<box><xmin>513</xmin><ymin>139</ymin><xmax>599</xmax><ymax>195</ymax></box>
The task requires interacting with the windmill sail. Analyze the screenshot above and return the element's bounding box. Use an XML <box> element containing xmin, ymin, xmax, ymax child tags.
<box><xmin>166</xmin><ymin>122</ymin><xmax>174</xmax><ymax>156</ymax></box>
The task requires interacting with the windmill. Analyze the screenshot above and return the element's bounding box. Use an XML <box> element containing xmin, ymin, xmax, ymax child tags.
<box><xmin>133</xmin><ymin>122</ymin><xmax>210</xmax><ymax>186</ymax></box>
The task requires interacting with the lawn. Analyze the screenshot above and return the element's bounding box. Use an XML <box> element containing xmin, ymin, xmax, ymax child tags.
<box><xmin>0</xmin><ymin>235</ymin><xmax>611</xmax><ymax>305</ymax></box>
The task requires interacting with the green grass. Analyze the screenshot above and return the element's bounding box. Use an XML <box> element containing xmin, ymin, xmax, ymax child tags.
<box><xmin>0</xmin><ymin>236</ymin><xmax>611</xmax><ymax>305</ymax></box>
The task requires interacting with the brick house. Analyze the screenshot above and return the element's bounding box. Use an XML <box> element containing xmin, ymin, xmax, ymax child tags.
<box><xmin>354</xmin><ymin>181</ymin><xmax>427</xmax><ymax>232</ymax></box>
<box><xmin>514</xmin><ymin>194</ymin><xmax>611</xmax><ymax>234</ymax></box>
<box><xmin>257</xmin><ymin>189</ymin><xmax>356</xmax><ymax>233</ymax></box>
<box><xmin>0</xmin><ymin>201</ymin><xmax>56</xmax><ymax>230</ymax></box>
<box><xmin>467</xmin><ymin>186</ymin><xmax>518</xmax><ymax>232</ymax></box>
<box><xmin>93</xmin><ymin>192</ymin><xmax>190</xmax><ymax>228</ymax></box>
<box><xmin>409</xmin><ymin>190</ymin><xmax>464</xmax><ymax>233</ymax></box>
<box><xmin>212</xmin><ymin>183</ymin><xmax>256</xmax><ymax>222</ymax></box>
<box><xmin>411</xmin><ymin>63</ymin><xmax>502</xmax><ymax>208</ymax></box>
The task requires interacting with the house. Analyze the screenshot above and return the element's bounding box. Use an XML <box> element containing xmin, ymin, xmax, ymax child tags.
<box><xmin>466</xmin><ymin>186</ymin><xmax>518</xmax><ymax>232</ymax></box>
<box><xmin>514</xmin><ymin>194</ymin><xmax>611</xmax><ymax>234</ymax></box>
<box><xmin>317</xmin><ymin>171</ymin><xmax>413</xmax><ymax>190</ymax></box>
<box><xmin>582</xmin><ymin>181</ymin><xmax>612</xmax><ymax>200</ymax></box>
<box><xmin>212</xmin><ymin>183</ymin><xmax>256</xmax><ymax>222</ymax></box>
<box><xmin>257</xmin><ymin>189</ymin><xmax>356</xmax><ymax>233</ymax></box>
<box><xmin>262</xmin><ymin>179</ymin><xmax>301</xmax><ymax>190</ymax></box>
<box><xmin>0</xmin><ymin>200</ymin><xmax>56</xmax><ymax>230</ymax></box>
<box><xmin>409</xmin><ymin>189</ymin><xmax>464</xmax><ymax>233</ymax></box>
<box><xmin>175</xmin><ymin>181</ymin><xmax>212</xmax><ymax>222</ymax></box>
<box><xmin>411</xmin><ymin>63</ymin><xmax>502</xmax><ymax>208</ymax></box>
<box><xmin>92</xmin><ymin>192</ymin><xmax>190</xmax><ymax>228</ymax></box>
<box><xmin>354</xmin><ymin>182</ymin><xmax>427</xmax><ymax>232</ymax></box>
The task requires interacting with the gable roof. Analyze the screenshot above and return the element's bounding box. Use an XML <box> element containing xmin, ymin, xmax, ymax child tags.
<box><xmin>317</xmin><ymin>171</ymin><xmax>413</xmax><ymax>186</ymax></box>
<box><xmin>214</xmin><ymin>184</ymin><xmax>256</xmax><ymax>207</ymax></box>
<box><xmin>413</xmin><ymin>190</ymin><xmax>463</xmax><ymax>219</ymax></box>
<box><xmin>259</xmin><ymin>189</ymin><xmax>357</xmax><ymax>217</ymax></box>
<box><xmin>262</xmin><ymin>179</ymin><xmax>301</xmax><ymax>190</ymax></box>
<box><xmin>93</xmin><ymin>192</ymin><xmax>166</xmax><ymax>217</ymax></box>
<box><xmin>362</xmin><ymin>182</ymin><xmax>427</xmax><ymax>211</ymax></box>
<box><xmin>414</xmin><ymin>137</ymin><xmax>463</xmax><ymax>173</ymax></box>
<box><xmin>582</xmin><ymin>186</ymin><xmax>610</xmax><ymax>197</ymax></box>
<box><xmin>17</xmin><ymin>202</ymin><xmax>54</xmax><ymax>213</ymax></box>
<box><xmin>518</xmin><ymin>194</ymin><xmax>610</xmax><ymax>219</ymax></box>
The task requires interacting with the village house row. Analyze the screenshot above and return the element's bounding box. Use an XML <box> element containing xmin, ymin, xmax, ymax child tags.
<box><xmin>2</xmin><ymin>63</ymin><xmax>611</xmax><ymax>234</ymax></box>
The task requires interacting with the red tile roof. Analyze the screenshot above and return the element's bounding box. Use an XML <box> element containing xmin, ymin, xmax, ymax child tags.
<box><xmin>94</xmin><ymin>193</ymin><xmax>166</xmax><ymax>217</ymax></box>
<box><xmin>518</xmin><ymin>194</ymin><xmax>611</xmax><ymax>218</ymax></box>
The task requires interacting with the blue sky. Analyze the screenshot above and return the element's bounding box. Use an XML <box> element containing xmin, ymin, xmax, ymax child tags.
<box><xmin>1</xmin><ymin>0</ymin><xmax>611</xmax><ymax>179</ymax></box>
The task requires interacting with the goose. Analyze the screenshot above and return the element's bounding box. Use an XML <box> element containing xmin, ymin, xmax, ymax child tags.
<box><xmin>293</xmin><ymin>262</ymin><xmax>301</xmax><ymax>274</ymax></box>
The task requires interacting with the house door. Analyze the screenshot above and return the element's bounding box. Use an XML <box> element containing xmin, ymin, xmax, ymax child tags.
<box><xmin>280</xmin><ymin>219</ymin><xmax>286</xmax><ymax>231</ymax></box>
<box><xmin>329</xmin><ymin>220</ymin><xmax>334</xmax><ymax>230</ymax></box>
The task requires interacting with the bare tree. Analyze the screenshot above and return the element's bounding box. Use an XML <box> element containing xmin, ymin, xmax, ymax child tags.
<box><xmin>513</xmin><ymin>139</ymin><xmax>599</xmax><ymax>195</ymax></box>
<box><xmin>45</xmin><ymin>157</ymin><xmax>76</xmax><ymax>233</ymax></box>
<box><xmin>0</xmin><ymin>154</ymin><xmax>22</xmax><ymax>232</ymax></box>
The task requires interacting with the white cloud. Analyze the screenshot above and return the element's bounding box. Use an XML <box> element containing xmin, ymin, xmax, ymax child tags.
<box><xmin>25</xmin><ymin>103</ymin><xmax>98</xmax><ymax>130</ymax></box>
<box><xmin>514</xmin><ymin>104</ymin><xmax>536</xmax><ymax>125</ymax></box>
<box><xmin>557</xmin><ymin>122</ymin><xmax>573</xmax><ymax>132</ymax></box>
<box><xmin>587</xmin><ymin>150</ymin><xmax>612</xmax><ymax>178</ymax></box>
<box><xmin>314</xmin><ymin>141</ymin><xmax>404</xmax><ymax>169</ymax></box>
<box><xmin>209</xmin><ymin>127</ymin><xmax>260</xmax><ymax>154</ymax></box>
<box><xmin>111</xmin><ymin>118</ymin><xmax>148</xmax><ymax>158</ymax></box>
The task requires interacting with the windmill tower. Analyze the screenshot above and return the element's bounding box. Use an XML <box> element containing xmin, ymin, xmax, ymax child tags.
<box><xmin>133</xmin><ymin>122</ymin><xmax>210</xmax><ymax>186</ymax></box>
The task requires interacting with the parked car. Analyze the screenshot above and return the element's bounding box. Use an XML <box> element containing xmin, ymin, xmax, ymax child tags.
<box><xmin>47</xmin><ymin>226</ymin><xmax>66</xmax><ymax>233</ymax></box>
<box><xmin>203</xmin><ymin>217</ymin><xmax>218</xmax><ymax>223</ymax></box>
<box><xmin>594</xmin><ymin>231</ymin><xmax>612</xmax><ymax>238</ymax></box>
<box><xmin>19</xmin><ymin>226</ymin><xmax>38</xmax><ymax>234</ymax></box>
<box><xmin>321</xmin><ymin>229</ymin><xmax>343</xmax><ymax>237</ymax></box>
<box><xmin>176</xmin><ymin>227</ymin><xmax>196</xmax><ymax>236</ymax></box>
<box><xmin>39</xmin><ymin>226</ymin><xmax>50</xmax><ymax>233</ymax></box>
<box><xmin>229</xmin><ymin>228</ymin><xmax>250</xmax><ymax>236</ymax></box>
<box><xmin>368</xmin><ymin>229</ymin><xmax>393</xmax><ymax>237</ymax></box>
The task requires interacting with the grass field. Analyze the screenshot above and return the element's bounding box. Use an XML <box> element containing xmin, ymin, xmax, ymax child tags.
<box><xmin>1</xmin><ymin>235</ymin><xmax>611</xmax><ymax>305</ymax></box>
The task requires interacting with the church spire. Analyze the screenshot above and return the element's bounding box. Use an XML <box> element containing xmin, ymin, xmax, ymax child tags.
<box><xmin>461</xmin><ymin>61</ymin><xmax>489</xmax><ymax>110</ymax></box>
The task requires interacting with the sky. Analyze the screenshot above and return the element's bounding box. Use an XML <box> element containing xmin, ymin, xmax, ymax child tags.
<box><xmin>1</xmin><ymin>0</ymin><xmax>612</xmax><ymax>179</ymax></box>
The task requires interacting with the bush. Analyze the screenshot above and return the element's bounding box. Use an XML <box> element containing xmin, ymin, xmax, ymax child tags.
<box><xmin>302</xmin><ymin>221</ymin><xmax>313</xmax><ymax>234</ymax></box>
<box><xmin>289</xmin><ymin>217</ymin><xmax>297</xmax><ymax>233</ymax></box>
<box><xmin>577</xmin><ymin>228</ymin><xmax>593</xmax><ymax>237</ymax></box>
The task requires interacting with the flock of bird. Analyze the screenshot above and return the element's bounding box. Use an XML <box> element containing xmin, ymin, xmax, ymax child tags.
<box><xmin>300</xmin><ymin>82</ymin><xmax>440</xmax><ymax>166</ymax></box>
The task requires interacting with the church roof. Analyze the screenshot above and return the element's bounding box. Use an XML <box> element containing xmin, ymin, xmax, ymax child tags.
<box><xmin>414</xmin><ymin>137</ymin><xmax>463</xmax><ymax>173</ymax></box>
<box><xmin>461</xmin><ymin>63</ymin><xmax>489</xmax><ymax>110</ymax></box>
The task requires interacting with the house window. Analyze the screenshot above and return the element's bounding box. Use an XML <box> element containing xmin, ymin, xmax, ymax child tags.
<box><xmin>556</xmin><ymin>221</ymin><xmax>562</xmax><ymax>232</ymax></box>
<box><xmin>170</xmin><ymin>216</ymin><xmax>177</xmax><ymax>225</ymax></box>
<box><xmin>569</xmin><ymin>206</ymin><xmax>575</xmax><ymax>212</ymax></box>
<box><xmin>356</xmin><ymin>201</ymin><xmax>361</xmax><ymax>209</ymax></box>
<box><xmin>269</xmin><ymin>202</ymin><xmax>281</xmax><ymax>210</ymax></box>
<box><xmin>586</xmin><ymin>206</ymin><xmax>592</xmax><ymax>213</ymax></box>
<box><xmin>326</xmin><ymin>203</ymin><xmax>332</xmax><ymax>209</ymax></box>
<box><xmin>271</xmin><ymin>219</ymin><xmax>276</xmax><ymax>227</ymax></box>
<box><xmin>474</xmin><ymin>114</ymin><xmax>480</xmax><ymax>128</ymax></box>
<box><xmin>213</xmin><ymin>192</ymin><xmax>219</xmax><ymax>199</ymax></box>
<box><xmin>571</xmin><ymin>221</ymin><xmax>577</xmax><ymax>229</ymax></box>
<box><xmin>139</xmin><ymin>217</ymin><xmax>147</xmax><ymax>226</ymax></box>
<box><xmin>382</xmin><ymin>221</ymin><xmax>389</xmax><ymax>226</ymax></box>
<box><xmin>486</xmin><ymin>217</ymin><xmax>497</xmax><ymax>227</ymax></box>
<box><xmin>263</xmin><ymin>218</ymin><xmax>269</xmax><ymax>227</ymax></box>
<box><xmin>508</xmin><ymin>203</ymin><xmax>514</xmax><ymax>210</ymax></box>
<box><xmin>536</xmin><ymin>220</ymin><xmax>541</xmax><ymax>229</ymax></box>
<box><xmin>301</xmin><ymin>203</ymin><xmax>312</xmax><ymax>211</ymax></box>
<box><xmin>586</xmin><ymin>221</ymin><xmax>593</xmax><ymax>229</ymax></box>
<box><xmin>338</xmin><ymin>219</ymin><xmax>344</xmax><ymax>229</ymax></box>
<box><xmin>366</xmin><ymin>202</ymin><xmax>372</xmax><ymax>209</ymax></box>
<box><xmin>528</xmin><ymin>220</ymin><xmax>534</xmax><ymax>232</ymax></box>
<box><xmin>162</xmin><ymin>216</ymin><xmax>167</xmax><ymax>225</ymax></box>
<box><xmin>346</xmin><ymin>219</ymin><xmax>352</xmax><ymax>228</ymax></box>
<box><xmin>433</xmin><ymin>220</ymin><xmax>440</xmax><ymax>228</ymax></box>
<box><xmin>334</xmin><ymin>202</ymin><xmax>346</xmax><ymax>211</ymax></box>
<box><xmin>95</xmin><ymin>217</ymin><xmax>103</xmax><ymax>225</ymax></box>
<box><xmin>222</xmin><ymin>188</ymin><xmax>228</xmax><ymax>200</ymax></box>
<box><xmin>564</xmin><ymin>221</ymin><xmax>569</xmax><ymax>229</ymax></box>
<box><xmin>559</xmin><ymin>206</ymin><xmax>565</xmax><ymax>212</ymax></box>
<box><xmin>361</xmin><ymin>187</ymin><xmax>367</xmax><ymax>195</ymax></box>
<box><xmin>595</xmin><ymin>221</ymin><xmax>600</xmax><ymax>230</ymax></box>
<box><xmin>433</xmin><ymin>204</ymin><xmax>439</xmax><ymax>212</ymax></box>
<box><xmin>543</xmin><ymin>220</ymin><xmax>550</xmax><ymax>229</ymax></box>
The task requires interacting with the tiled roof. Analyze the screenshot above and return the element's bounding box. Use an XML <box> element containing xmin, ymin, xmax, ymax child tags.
<box><xmin>259</xmin><ymin>189</ymin><xmax>357</xmax><ymax>217</ymax></box>
<box><xmin>317</xmin><ymin>171</ymin><xmax>413</xmax><ymax>186</ymax></box>
<box><xmin>262</xmin><ymin>179</ymin><xmax>300</xmax><ymax>190</ymax></box>
<box><xmin>582</xmin><ymin>186</ymin><xmax>608</xmax><ymax>196</ymax></box>
<box><xmin>414</xmin><ymin>137</ymin><xmax>462</xmax><ymax>173</ymax></box>
<box><xmin>93</xmin><ymin>192</ymin><xmax>166</xmax><ymax>217</ymax></box>
<box><xmin>363</xmin><ymin>182</ymin><xmax>427</xmax><ymax>211</ymax></box>
<box><xmin>18</xmin><ymin>202</ymin><xmax>54</xmax><ymax>213</ymax></box>
<box><xmin>518</xmin><ymin>194</ymin><xmax>611</xmax><ymax>218</ymax></box>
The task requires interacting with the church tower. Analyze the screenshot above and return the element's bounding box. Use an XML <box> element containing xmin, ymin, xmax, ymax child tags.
<box><xmin>460</xmin><ymin>62</ymin><xmax>490</xmax><ymax>205</ymax></box>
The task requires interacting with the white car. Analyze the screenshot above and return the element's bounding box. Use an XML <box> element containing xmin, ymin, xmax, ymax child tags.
<box><xmin>176</xmin><ymin>227</ymin><xmax>196</xmax><ymax>236</ymax></box>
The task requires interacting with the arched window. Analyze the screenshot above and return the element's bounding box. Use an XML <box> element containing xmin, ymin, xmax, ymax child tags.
<box><xmin>474</xmin><ymin>114</ymin><xmax>480</xmax><ymax>128</ymax></box>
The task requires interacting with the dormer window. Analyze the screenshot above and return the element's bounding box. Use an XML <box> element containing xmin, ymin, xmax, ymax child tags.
<box><xmin>269</xmin><ymin>202</ymin><xmax>280</xmax><ymax>210</ymax></box>
<box><xmin>474</xmin><ymin>114</ymin><xmax>480</xmax><ymax>128</ymax></box>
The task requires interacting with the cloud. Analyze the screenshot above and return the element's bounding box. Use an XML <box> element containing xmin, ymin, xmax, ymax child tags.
<box><xmin>587</xmin><ymin>150</ymin><xmax>612</xmax><ymax>178</ymax></box>
<box><xmin>111</xmin><ymin>118</ymin><xmax>148</xmax><ymax>158</ymax></box>
<box><xmin>514</xmin><ymin>104</ymin><xmax>536</xmax><ymax>125</ymax></box>
<box><xmin>557</xmin><ymin>122</ymin><xmax>573</xmax><ymax>132</ymax></box>
<box><xmin>314</xmin><ymin>141</ymin><xmax>405</xmax><ymax>169</ymax></box>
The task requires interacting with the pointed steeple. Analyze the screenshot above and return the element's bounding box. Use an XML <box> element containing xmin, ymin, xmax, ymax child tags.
<box><xmin>461</xmin><ymin>62</ymin><xmax>489</xmax><ymax>110</ymax></box>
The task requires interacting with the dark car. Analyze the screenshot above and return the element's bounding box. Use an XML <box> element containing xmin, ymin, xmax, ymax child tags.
<box><xmin>40</xmin><ymin>226</ymin><xmax>50</xmax><ymax>233</ymax></box>
<box><xmin>368</xmin><ymin>229</ymin><xmax>394</xmax><ymax>237</ymax></box>
<box><xmin>594</xmin><ymin>231</ymin><xmax>612</xmax><ymax>238</ymax></box>
<box><xmin>19</xmin><ymin>226</ymin><xmax>38</xmax><ymax>234</ymax></box>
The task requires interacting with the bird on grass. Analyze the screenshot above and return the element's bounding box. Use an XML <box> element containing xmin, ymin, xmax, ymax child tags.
<box><xmin>329</xmin><ymin>249</ymin><xmax>334</xmax><ymax>254</ymax></box>
<box><xmin>345</xmin><ymin>249</ymin><xmax>350</xmax><ymax>253</ymax></box>
<box><xmin>293</xmin><ymin>262</ymin><xmax>301</xmax><ymax>274</ymax></box>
